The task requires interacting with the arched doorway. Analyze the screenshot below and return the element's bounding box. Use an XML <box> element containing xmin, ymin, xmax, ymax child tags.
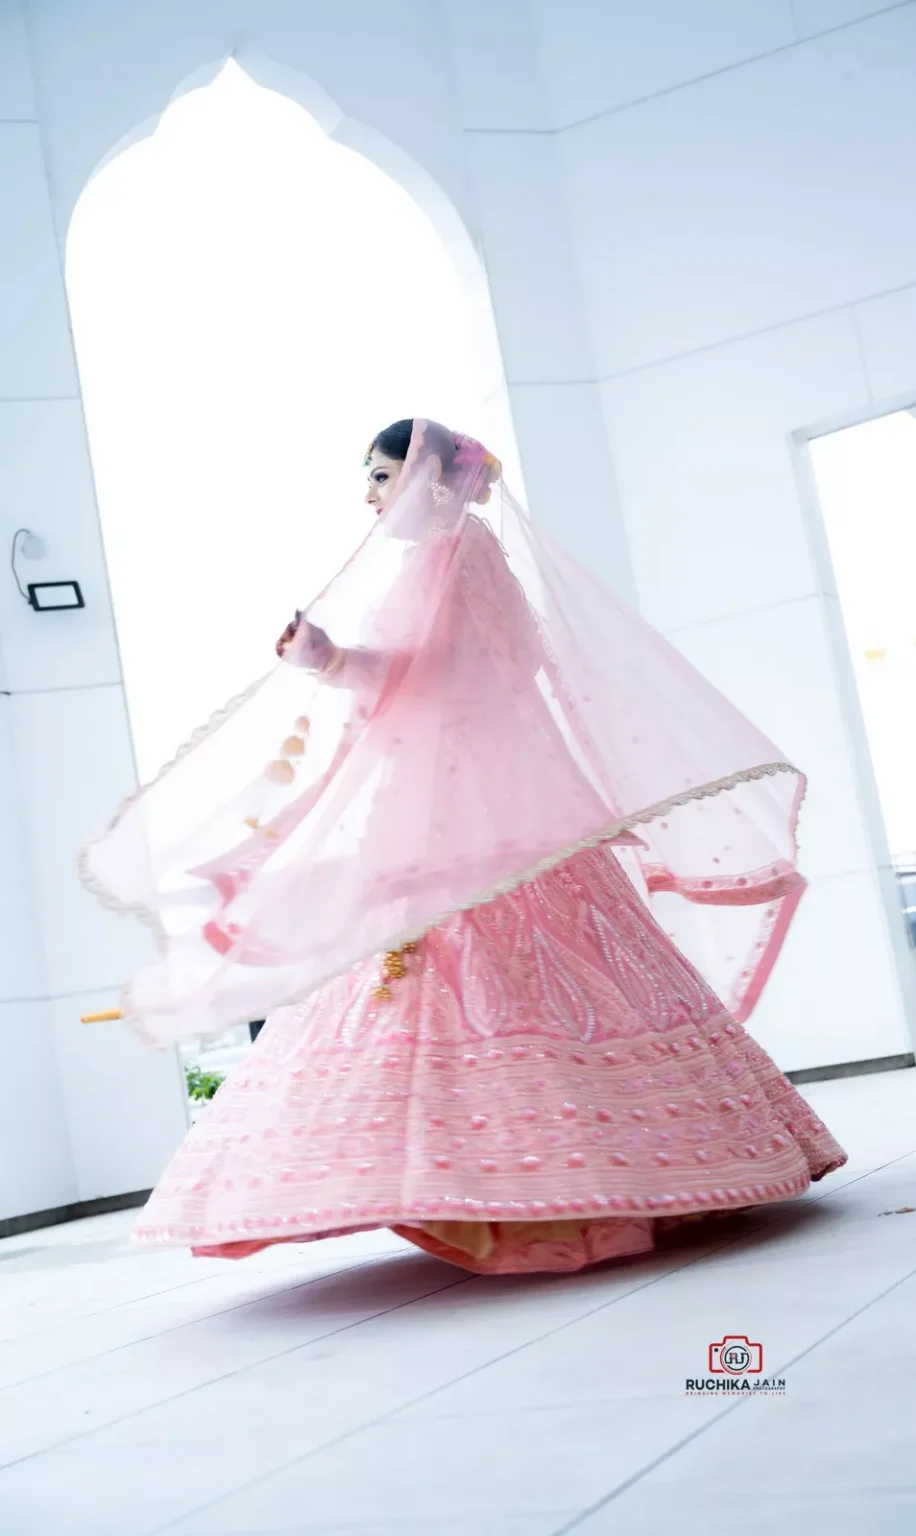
<box><xmin>66</xmin><ymin>59</ymin><xmax>509</xmax><ymax>1082</ymax></box>
<box><xmin>66</xmin><ymin>60</ymin><xmax>500</xmax><ymax>781</ymax></box>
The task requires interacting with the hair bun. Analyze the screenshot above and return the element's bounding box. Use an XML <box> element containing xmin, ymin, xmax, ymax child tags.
<box><xmin>453</xmin><ymin>434</ymin><xmax>502</xmax><ymax>504</ymax></box>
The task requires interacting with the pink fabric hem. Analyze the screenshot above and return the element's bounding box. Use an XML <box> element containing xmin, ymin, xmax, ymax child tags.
<box><xmin>733</xmin><ymin>769</ymin><xmax>807</xmax><ymax>1022</ymax></box>
<box><xmin>733</xmin><ymin>878</ymin><xmax>806</xmax><ymax>1025</ymax></box>
<box><xmin>135</xmin><ymin>1168</ymin><xmax>825</xmax><ymax>1255</ymax></box>
<box><xmin>134</xmin><ymin>844</ymin><xmax>846</xmax><ymax>1273</ymax></box>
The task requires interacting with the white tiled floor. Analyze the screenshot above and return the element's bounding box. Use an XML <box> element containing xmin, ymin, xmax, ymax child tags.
<box><xmin>0</xmin><ymin>1071</ymin><xmax>914</xmax><ymax>1536</ymax></box>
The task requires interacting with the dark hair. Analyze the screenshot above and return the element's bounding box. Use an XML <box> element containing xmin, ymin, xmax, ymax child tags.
<box><xmin>368</xmin><ymin>419</ymin><xmax>414</xmax><ymax>463</ymax></box>
<box><xmin>367</xmin><ymin>419</ymin><xmax>457</xmax><ymax>470</ymax></box>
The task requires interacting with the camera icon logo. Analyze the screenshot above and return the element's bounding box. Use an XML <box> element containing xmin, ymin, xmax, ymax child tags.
<box><xmin>708</xmin><ymin>1335</ymin><xmax>764</xmax><ymax>1374</ymax></box>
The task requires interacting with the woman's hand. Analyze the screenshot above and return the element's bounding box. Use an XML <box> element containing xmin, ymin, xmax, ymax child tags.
<box><xmin>275</xmin><ymin>612</ymin><xmax>302</xmax><ymax>658</ymax></box>
<box><xmin>276</xmin><ymin>615</ymin><xmax>336</xmax><ymax>669</ymax></box>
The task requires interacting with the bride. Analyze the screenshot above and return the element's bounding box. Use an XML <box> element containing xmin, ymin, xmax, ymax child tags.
<box><xmin>81</xmin><ymin>418</ymin><xmax>845</xmax><ymax>1274</ymax></box>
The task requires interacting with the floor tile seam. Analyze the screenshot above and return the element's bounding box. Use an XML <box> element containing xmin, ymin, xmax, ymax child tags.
<box><xmin>0</xmin><ymin>1260</ymin><xmax>260</xmax><ymax>1322</ymax></box>
<box><xmin>738</xmin><ymin>1148</ymin><xmax>916</xmax><ymax>1211</ymax></box>
<box><xmin>0</xmin><ymin>1272</ymin><xmax>474</xmax><ymax>1474</ymax></box>
<box><xmin>169</xmin><ymin>1520</ymin><xmax>579</xmax><ymax>1536</ymax></box>
<box><xmin>0</xmin><ymin>1256</ymin><xmax>400</xmax><ymax>1394</ymax></box>
<box><xmin>385</xmin><ymin>1230</ymin><xmax>916</xmax><ymax>1424</ymax></box>
<box><xmin>8</xmin><ymin>1154</ymin><xmax>911</xmax><ymax>1510</ymax></box>
<box><xmin>0</xmin><ymin>1249</ymin><xmax>396</xmax><ymax>1339</ymax></box>
<box><xmin>0</xmin><ymin>1184</ymin><xmax>815</xmax><ymax>1399</ymax></box>
<box><xmin>392</xmin><ymin>1257</ymin><xmax>916</xmax><ymax>1419</ymax></box>
<box><xmin>0</xmin><ymin>1153</ymin><xmax>903</xmax><ymax>1363</ymax></box>
<box><xmin>139</xmin><ymin>1203</ymin><xmax>849</xmax><ymax>1534</ymax></box>
<box><xmin>547</xmin><ymin>1261</ymin><xmax>916</xmax><ymax>1533</ymax></box>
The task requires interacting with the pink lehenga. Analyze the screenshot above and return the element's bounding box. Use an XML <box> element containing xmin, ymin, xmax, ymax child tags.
<box><xmin>81</xmin><ymin>421</ymin><xmax>845</xmax><ymax>1274</ymax></box>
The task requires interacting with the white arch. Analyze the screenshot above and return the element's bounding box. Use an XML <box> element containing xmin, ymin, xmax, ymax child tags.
<box><xmin>65</xmin><ymin>58</ymin><xmax>516</xmax><ymax>780</ymax></box>
<box><xmin>70</xmin><ymin>49</ymin><xmax>509</xmax><ymax>423</ymax></box>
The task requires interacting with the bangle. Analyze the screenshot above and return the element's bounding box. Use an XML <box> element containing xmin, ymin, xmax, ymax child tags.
<box><xmin>321</xmin><ymin>645</ymin><xmax>345</xmax><ymax>675</ymax></box>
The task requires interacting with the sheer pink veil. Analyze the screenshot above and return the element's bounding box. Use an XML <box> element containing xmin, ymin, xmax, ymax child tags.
<box><xmin>80</xmin><ymin>419</ymin><xmax>805</xmax><ymax>1044</ymax></box>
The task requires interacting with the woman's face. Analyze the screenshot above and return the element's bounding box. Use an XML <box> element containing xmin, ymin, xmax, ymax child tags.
<box><xmin>365</xmin><ymin>449</ymin><xmax>404</xmax><ymax>514</ymax></box>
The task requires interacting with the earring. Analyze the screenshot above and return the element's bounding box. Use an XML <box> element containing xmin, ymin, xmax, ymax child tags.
<box><xmin>431</xmin><ymin>480</ymin><xmax>452</xmax><ymax>505</ymax></box>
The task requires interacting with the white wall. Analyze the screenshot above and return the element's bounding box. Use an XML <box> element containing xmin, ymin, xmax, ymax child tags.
<box><xmin>1</xmin><ymin>0</ymin><xmax>630</xmax><ymax>1220</ymax></box>
<box><xmin>534</xmin><ymin>0</ymin><xmax>916</xmax><ymax>1068</ymax></box>
<box><xmin>0</xmin><ymin>0</ymin><xmax>188</xmax><ymax>1223</ymax></box>
<box><xmin>1</xmin><ymin>0</ymin><xmax>914</xmax><ymax>1219</ymax></box>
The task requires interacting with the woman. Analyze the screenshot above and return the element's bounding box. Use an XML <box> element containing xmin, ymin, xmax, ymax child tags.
<box><xmin>81</xmin><ymin>419</ymin><xmax>845</xmax><ymax>1274</ymax></box>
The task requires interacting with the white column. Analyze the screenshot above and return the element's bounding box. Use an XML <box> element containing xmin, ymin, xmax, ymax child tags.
<box><xmin>446</xmin><ymin>0</ymin><xmax>637</xmax><ymax>604</ymax></box>
<box><xmin>545</xmin><ymin>0</ymin><xmax>916</xmax><ymax>1071</ymax></box>
<box><xmin>0</xmin><ymin>0</ymin><xmax>186</xmax><ymax>1225</ymax></box>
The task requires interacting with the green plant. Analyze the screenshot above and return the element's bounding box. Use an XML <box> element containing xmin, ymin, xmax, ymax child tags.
<box><xmin>184</xmin><ymin>1064</ymin><xmax>226</xmax><ymax>1103</ymax></box>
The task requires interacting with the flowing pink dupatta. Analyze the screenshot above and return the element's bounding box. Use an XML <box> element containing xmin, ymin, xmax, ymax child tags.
<box><xmin>80</xmin><ymin>421</ymin><xmax>805</xmax><ymax>1045</ymax></box>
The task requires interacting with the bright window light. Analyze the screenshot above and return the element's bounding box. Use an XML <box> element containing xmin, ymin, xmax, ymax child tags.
<box><xmin>809</xmin><ymin>409</ymin><xmax>916</xmax><ymax>861</ymax></box>
<box><xmin>67</xmin><ymin>62</ymin><xmax>486</xmax><ymax>779</ymax></box>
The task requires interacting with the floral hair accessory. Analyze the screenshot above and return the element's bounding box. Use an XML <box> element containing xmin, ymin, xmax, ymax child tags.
<box><xmin>453</xmin><ymin>433</ymin><xmax>502</xmax><ymax>505</ymax></box>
